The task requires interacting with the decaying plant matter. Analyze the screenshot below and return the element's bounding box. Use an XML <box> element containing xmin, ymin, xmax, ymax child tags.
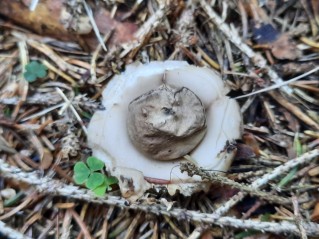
<box><xmin>0</xmin><ymin>0</ymin><xmax>319</xmax><ymax>238</ymax></box>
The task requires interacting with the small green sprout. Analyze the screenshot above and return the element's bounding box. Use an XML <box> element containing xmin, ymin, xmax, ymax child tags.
<box><xmin>277</xmin><ymin>134</ymin><xmax>303</xmax><ymax>188</ymax></box>
<box><xmin>23</xmin><ymin>61</ymin><xmax>48</xmax><ymax>82</ymax></box>
<box><xmin>4</xmin><ymin>107</ymin><xmax>12</xmax><ymax>117</ymax></box>
<box><xmin>73</xmin><ymin>156</ymin><xmax>118</xmax><ymax>196</ymax></box>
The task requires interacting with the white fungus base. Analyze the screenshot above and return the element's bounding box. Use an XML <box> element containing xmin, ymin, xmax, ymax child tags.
<box><xmin>88</xmin><ymin>61</ymin><xmax>242</xmax><ymax>200</ymax></box>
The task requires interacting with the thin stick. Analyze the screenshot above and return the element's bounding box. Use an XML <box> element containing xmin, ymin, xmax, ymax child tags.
<box><xmin>180</xmin><ymin>163</ymin><xmax>291</xmax><ymax>205</ymax></box>
<box><xmin>292</xmin><ymin>196</ymin><xmax>308</xmax><ymax>239</ymax></box>
<box><xmin>0</xmin><ymin>221</ymin><xmax>32</xmax><ymax>239</ymax></box>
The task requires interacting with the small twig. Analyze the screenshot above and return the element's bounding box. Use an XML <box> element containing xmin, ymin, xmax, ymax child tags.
<box><xmin>124</xmin><ymin>213</ymin><xmax>143</xmax><ymax>239</ymax></box>
<box><xmin>0</xmin><ymin>221</ymin><xmax>32</xmax><ymax>239</ymax></box>
<box><xmin>42</xmin><ymin>60</ymin><xmax>77</xmax><ymax>86</ymax></box>
<box><xmin>187</xmin><ymin>226</ymin><xmax>204</xmax><ymax>239</ymax></box>
<box><xmin>0</xmin><ymin>92</ymin><xmax>63</xmax><ymax>106</ymax></box>
<box><xmin>292</xmin><ymin>196</ymin><xmax>308</xmax><ymax>239</ymax></box>
<box><xmin>199</xmin><ymin>0</ymin><xmax>293</xmax><ymax>95</ymax></box>
<box><xmin>180</xmin><ymin>163</ymin><xmax>291</xmax><ymax>205</ymax></box>
<box><xmin>60</xmin><ymin>210</ymin><xmax>72</xmax><ymax>239</ymax></box>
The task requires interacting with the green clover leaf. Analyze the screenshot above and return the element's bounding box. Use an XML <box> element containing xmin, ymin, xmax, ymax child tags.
<box><xmin>93</xmin><ymin>180</ymin><xmax>108</xmax><ymax>196</ymax></box>
<box><xmin>87</xmin><ymin>156</ymin><xmax>104</xmax><ymax>171</ymax></box>
<box><xmin>24</xmin><ymin>61</ymin><xmax>48</xmax><ymax>82</ymax></box>
<box><xmin>105</xmin><ymin>176</ymin><xmax>118</xmax><ymax>186</ymax></box>
<box><xmin>73</xmin><ymin>162</ymin><xmax>90</xmax><ymax>184</ymax></box>
<box><xmin>86</xmin><ymin>172</ymin><xmax>105</xmax><ymax>190</ymax></box>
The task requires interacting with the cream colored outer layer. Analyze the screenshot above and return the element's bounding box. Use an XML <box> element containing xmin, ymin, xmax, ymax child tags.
<box><xmin>88</xmin><ymin>61</ymin><xmax>242</xmax><ymax>200</ymax></box>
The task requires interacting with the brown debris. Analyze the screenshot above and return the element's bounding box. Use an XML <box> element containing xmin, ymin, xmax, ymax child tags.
<box><xmin>270</xmin><ymin>34</ymin><xmax>302</xmax><ymax>60</ymax></box>
<box><xmin>311</xmin><ymin>202</ymin><xmax>319</xmax><ymax>222</ymax></box>
<box><xmin>0</xmin><ymin>0</ymin><xmax>138</xmax><ymax>51</ymax></box>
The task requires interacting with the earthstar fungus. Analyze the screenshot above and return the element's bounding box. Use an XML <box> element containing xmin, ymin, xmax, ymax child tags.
<box><xmin>88</xmin><ymin>61</ymin><xmax>242</xmax><ymax>200</ymax></box>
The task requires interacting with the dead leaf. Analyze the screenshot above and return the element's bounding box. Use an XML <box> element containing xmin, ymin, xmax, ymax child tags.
<box><xmin>40</xmin><ymin>148</ymin><xmax>53</xmax><ymax>170</ymax></box>
<box><xmin>200</xmin><ymin>230</ymin><xmax>214</xmax><ymax>239</ymax></box>
<box><xmin>271</xmin><ymin>34</ymin><xmax>302</xmax><ymax>60</ymax></box>
<box><xmin>308</xmin><ymin>166</ymin><xmax>319</xmax><ymax>177</ymax></box>
<box><xmin>0</xmin><ymin>0</ymin><xmax>138</xmax><ymax>51</ymax></box>
<box><xmin>311</xmin><ymin>201</ymin><xmax>319</xmax><ymax>222</ymax></box>
<box><xmin>252</xmin><ymin>23</ymin><xmax>301</xmax><ymax>60</ymax></box>
<box><xmin>235</xmin><ymin>143</ymin><xmax>256</xmax><ymax>160</ymax></box>
<box><xmin>242</xmin><ymin>133</ymin><xmax>260</xmax><ymax>156</ymax></box>
<box><xmin>280</xmin><ymin>109</ymin><xmax>300</xmax><ymax>132</ymax></box>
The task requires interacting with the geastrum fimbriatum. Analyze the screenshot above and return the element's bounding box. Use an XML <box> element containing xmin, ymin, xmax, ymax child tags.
<box><xmin>88</xmin><ymin>61</ymin><xmax>242</xmax><ymax>201</ymax></box>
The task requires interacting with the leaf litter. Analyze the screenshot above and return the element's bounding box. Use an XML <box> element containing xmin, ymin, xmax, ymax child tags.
<box><xmin>0</xmin><ymin>0</ymin><xmax>319</xmax><ymax>238</ymax></box>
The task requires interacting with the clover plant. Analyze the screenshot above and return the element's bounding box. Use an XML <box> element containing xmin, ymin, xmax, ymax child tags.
<box><xmin>24</xmin><ymin>61</ymin><xmax>48</xmax><ymax>82</ymax></box>
<box><xmin>73</xmin><ymin>156</ymin><xmax>118</xmax><ymax>196</ymax></box>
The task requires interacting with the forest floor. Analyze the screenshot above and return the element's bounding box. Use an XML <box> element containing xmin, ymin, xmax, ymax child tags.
<box><xmin>0</xmin><ymin>0</ymin><xmax>319</xmax><ymax>238</ymax></box>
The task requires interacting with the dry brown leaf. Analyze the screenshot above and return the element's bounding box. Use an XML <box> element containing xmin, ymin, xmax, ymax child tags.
<box><xmin>0</xmin><ymin>0</ymin><xmax>138</xmax><ymax>51</ymax></box>
<box><xmin>308</xmin><ymin>166</ymin><xmax>319</xmax><ymax>177</ymax></box>
<box><xmin>311</xmin><ymin>201</ymin><xmax>319</xmax><ymax>222</ymax></box>
<box><xmin>242</xmin><ymin>133</ymin><xmax>260</xmax><ymax>156</ymax></box>
<box><xmin>270</xmin><ymin>34</ymin><xmax>302</xmax><ymax>60</ymax></box>
<box><xmin>235</xmin><ymin>143</ymin><xmax>256</xmax><ymax>160</ymax></box>
<box><xmin>281</xmin><ymin>109</ymin><xmax>299</xmax><ymax>132</ymax></box>
<box><xmin>40</xmin><ymin>148</ymin><xmax>53</xmax><ymax>170</ymax></box>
